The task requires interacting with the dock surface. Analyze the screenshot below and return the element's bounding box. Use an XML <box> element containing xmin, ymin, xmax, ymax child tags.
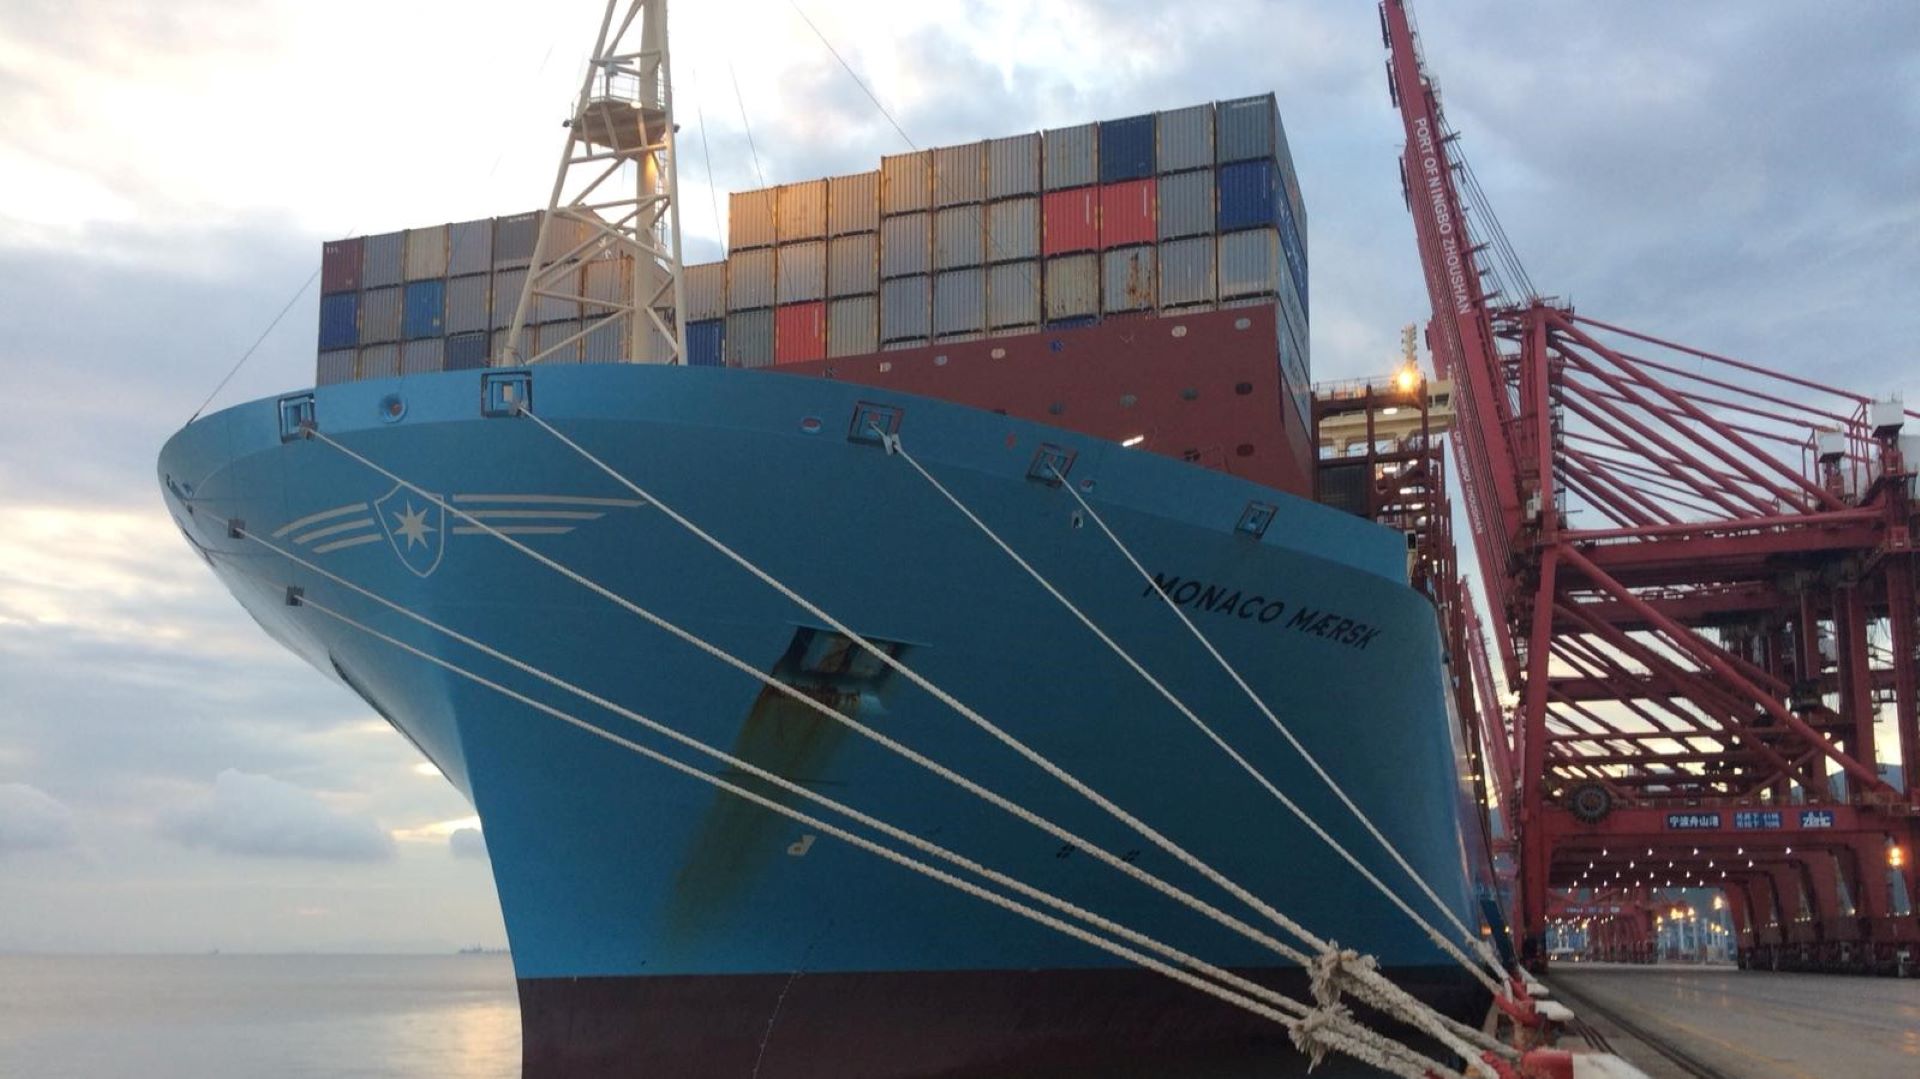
<box><xmin>1545</xmin><ymin>963</ymin><xmax>1920</xmax><ymax>1079</ymax></box>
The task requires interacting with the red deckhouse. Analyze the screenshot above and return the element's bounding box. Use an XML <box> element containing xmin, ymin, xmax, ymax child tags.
<box><xmin>1382</xmin><ymin>0</ymin><xmax>1919</xmax><ymax>973</ymax></box>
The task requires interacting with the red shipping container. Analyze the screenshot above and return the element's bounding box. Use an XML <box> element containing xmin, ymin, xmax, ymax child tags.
<box><xmin>321</xmin><ymin>237</ymin><xmax>363</xmax><ymax>294</ymax></box>
<box><xmin>774</xmin><ymin>301</ymin><xmax>826</xmax><ymax>364</ymax></box>
<box><xmin>1042</xmin><ymin>188</ymin><xmax>1098</xmax><ymax>256</ymax></box>
<box><xmin>1098</xmin><ymin>178</ymin><xmax>1156</xmax><ymax>249</ymax></box>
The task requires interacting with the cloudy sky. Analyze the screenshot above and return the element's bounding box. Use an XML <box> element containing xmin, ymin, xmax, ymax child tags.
<box><xmin>1</xmin><ymin>0</ymin><xmax>1915</xmax><ymax>953</ymax></box>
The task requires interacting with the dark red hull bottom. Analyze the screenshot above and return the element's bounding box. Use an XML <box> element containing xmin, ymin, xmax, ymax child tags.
<box><xmin>520</xmin><ymin>966</ymin><xmax>1485</xmax><ymax>1078</ymax></box>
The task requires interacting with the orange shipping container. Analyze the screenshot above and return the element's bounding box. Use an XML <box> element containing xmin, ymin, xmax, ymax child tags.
<box><xmin>774</xmin><ymin>301</ymin><xmax>826</xmax><ymax>364</ymax></box>
<box><xmin>1099</xmin><ymin>178</ymin><xmax>1156</xmax><ymax>248</ymax></box>
<box><xmin>1041</xmin><ymin>188</ymin><xmax>1098</xmax><ymax>256</ymax></box>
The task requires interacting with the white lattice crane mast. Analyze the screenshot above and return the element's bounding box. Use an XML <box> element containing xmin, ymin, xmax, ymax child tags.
<box><xmin>504</xmin><ymin>0</ymin><xmax>687</xmax><ymax>366</ymax></box>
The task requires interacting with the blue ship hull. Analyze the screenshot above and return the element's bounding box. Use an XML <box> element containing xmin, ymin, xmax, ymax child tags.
<box><xmin>160</xmin><ymin>364</ymin><xmax>1488</xmax><ymax>1076</ymax></box>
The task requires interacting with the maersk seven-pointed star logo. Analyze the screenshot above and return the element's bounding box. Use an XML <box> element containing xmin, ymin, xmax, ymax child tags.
<box><xmin>375</xmin><ymin>485</ymin><xmax>446</xmax><ymax>577</ymax></box>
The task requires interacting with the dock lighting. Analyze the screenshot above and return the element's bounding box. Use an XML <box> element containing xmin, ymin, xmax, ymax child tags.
<box><xmin>1381</xmin><ymin>406</ymin><xmax>1401</xmax><ymax>417</ymax></box>
<box><xmin>1691</xmin><ymin>848</ymin><xmax>1698</xmax><ymax>856</ymax></box>
<box><xmin>1395</xmin><ymin>366</ymin><xmax>1419</xmax><ymax>393</ymax></box>
<box><xmin>1647</xmin><ymin>847</ymin><xmax>1654</xmax><ymax>856</ymax></box>
<box><xmin>1892</xmin><ymin>847</ymin><xmax>1907</xmax><ymax>868</ymax></box>
<box><xmin>1713</xmin><ymin>895</ymin><xmax>1725</xmax><ymax>911</ymax></box>
<box><xmin>1737</xmin><ymin>847</ymin><xmax>1743</xmax><ymax>856</ymax></box>
<box><xmin>1121</xmin><ymin>434</ymin><xmax>1145</xmax><ymax>447</ymax></box>
<box><xmin>1783</xmin><ymin>847</ymin><xmax>1792</xmax><ymax>855</ymax></box>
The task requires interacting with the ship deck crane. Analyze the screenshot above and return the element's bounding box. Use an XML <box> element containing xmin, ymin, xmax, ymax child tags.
<box><xmin>1381</xmin><ymin>0</ymin><xmax>1920</xmax><ymax>973</ymax></box>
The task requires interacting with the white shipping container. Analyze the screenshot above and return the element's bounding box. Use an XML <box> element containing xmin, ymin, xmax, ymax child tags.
<box><xmin>582</xmin><ymin>258</ymin><xmax>629</xmax><ymax>312</ymax></box>
<box><xmin>1157</xmin><ymin>169</ymin><xmax>1214</xmax><ymax>240</ymax></box>
<box><xmin>933</xmin><ymin>141</ymin><xmax>986</xmax><ymax>206</ymax></box>
<box><xmin>490</xmin><ymin>325</ymin><xmax>533</xmax><ymax>363</ymax></box>
<box><xmin>532</xmin><ymin>266</ymin><xmax>580</xmax><ymax>323</ymax></box>
<box><xmin>828</xmin><ymin>171</ymin><xmax>880</xmax><ymax>235</ymax></box>
<box><xmin>404</xmin><ymin>225</ymin><xmax>449</xmax><ymax>281</ymax></box>
<box><xmin>359</xmin><ymin>342</ymin><xmax>401</xmax><ymax>379</ymax></box>
<box><xmin>880</xmin><ymin>213</ymin><xmax>931</xmax><ymax>278</ymax></box>
<box><xmin>775</xmin><ymin>240</ymin><xmax>827</xmax><ymax>304</ymax></box>
<box><xmin>361</xmin><ymin>232</ymin><xmax>405</xmax><ymax>288</ymax></box>
<box><xmin>986</xmin><ymin>198</ymin><xmax>1039</xmax><ymax>262</ymax></box>
<box><xmin>684</xmin><ymin>262</ymin><xmax>728</xmax><ymax>320</ymax></box>
<box><xmin>583</xmin><ymin>318</ymin><xmax>628</xmax><ymax>363</ymax></box>
<box><xmin>1102</xmin><ymin>246</ymin><xmax>1155</xmax><ymax>313</ymax></box>
<box><xmin>536</xmin><ymin>320</ymin><xmax>584</xmax><ymax>363</ymax></box>
<box><xmin>987</xmin><ymin>133</ymin><xmax>1042</xmax><ymax>199</ymax></box>
<box><xmin>726</xmin><ymin>309</ymin><xmax>774</xmax><ymax>367</ymax></box>
<box><xmin>729</xmin><ymin>247</ymin><xmax>776</xmax><ymax>309</ymax></box>
<box><xmin>538</xmin><ymin>214</ymin><xmax>598</xmax><ymax>264</ymax></box>
<box><xmin>1219</xmin><ymin>227</ymin><xmax>1281</xmax><ymax>299</ymax></box>
<box><xmin>933</xmin><ymin>268</ymin><xmax>985</xmax><ymax>336</ymax></box>
<box><xmin>316</xmin><ymin>349</ymin><xmax>356</xmax><ymax>386</ymax></box>
<box><xmin>1156</xmin><ymin>104</ymin><xmax>1214</xmax><ymax>174</ymax></box>
<box><xmin>401</xmin><ymin>337</ymin><xmax>444</xmax><ymax>374</ymax></box>
<box><xmin>1044</xmin><ymin>254</ymin><xmax>1099</xmax><ymax>321</ymax></box>
<box><xmin>361</xmin><ymin>286</ymin><xmax>404</xmax><ymax>342</ymax></box>
<box><xmin>447</xmin><ymin>218</ymin><xmax>494</xmax><ymax>276</ymax></box>
<box><xmin>777</xmin><ymin>180</ymin><xmax>828</xmax><ymax>242</ymax></box>
<box><xmin>987</xmin><ymin>262</ymin><xmax>1040</xmax><ymax>329</ymax></box>
<box><xmin>445</xmin><ymin>274</ymin><xmax>492</xmax><ymax>334</ymax></box>
<box><xmin>490</xmin><ymin>268</ymin><xmax>527</xmax><ymax>329</ymax></box>
<box><xmin>881</xmin><ymin>150</ymin><xmax>932</xmax><ymax>215</ymax></box>
<box><xmin>827</xmin><ymin>295</ymin><xmax>878</xmax><ymax>357</ymax></box>
<box><xmin>1044</xmin><ymin>123</ymin><xmax>1099</xmax><ymax>190</ymax></box>
<box><xmin>1158</xmin><ymin>236</ymin><xmax>1216</xmax><ymax>307</ymax></box>
<box><xmin>881</xmin><ymin>275</ymin><xmax>931</xmax><ymax>342</ymax></box>
<box><xmin>933</xmin><ymin>206</ymin><xmax>984</xmax><ymax>270</ymax></box>
<box><xmin>730</xmin><ymin>189</ymin><xmax>777</xmax><ymax>249</ymax></box>
<box><xmin>828</xmin><ymin>233</ymin><xmax>877</xmax><ymax>298</ymax></box>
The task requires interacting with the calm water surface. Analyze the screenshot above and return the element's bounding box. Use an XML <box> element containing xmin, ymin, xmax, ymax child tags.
<box><xmin>0</xmin><ymin>954</ymin><xmax>520</xmax><ymax>1078</ymax></box>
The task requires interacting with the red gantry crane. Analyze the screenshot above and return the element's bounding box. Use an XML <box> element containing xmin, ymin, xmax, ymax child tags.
<box><xmin>1380</xmin><ymin>0</ymin><xmax>1920</xmax><ymax>974</ymax></box>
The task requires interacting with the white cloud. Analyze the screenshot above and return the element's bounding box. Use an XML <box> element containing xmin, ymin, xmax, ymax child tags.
<box><xmin>0</xmin><ymin>782</ymin><xmax>76</xmax><ymax>853</ymax></box>
<box><xmin>448</xmin><ymin>827</ymin><xmax>488</xmax><ymax>861</ymax></box>
<box><xmin>161</xmin><ymin>769</ymin><xmax>394</xmax><ymax>862</ymax></box>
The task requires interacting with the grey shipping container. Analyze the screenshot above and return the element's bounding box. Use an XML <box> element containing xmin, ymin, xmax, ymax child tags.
<box><xmin>1157</xmin><ymin>169</ymin><xmax>1214</xmax><ymax>240</ymax></box>
<box><xmin>730</xmin><ymin>189</ymin><xmax>777</xmax><ymax>250</ymax></box>
<box><xmin>933</xmin><ymin>206</ymin><xmax>984</xmax><ymax>270</ymax></box>
<box><xmin>986</xmin><ymin>197</ymin><xmax>1039</xmax><ymax>262</ymax></box>
<box><xmin>1043</xmin><ymin>123</ymin><xmax>1098</xmax><ymax>190</ymax></box>
<box><xmin>361</xmin><ymin>232</ymin><xmax>404</xmax><ymax>288</ymax></box>
<box><xmin>777</xmin><ymin>180</ymin><xmax>828</xmax><ymax>242</ymax></box>
<box><xmin>1218</xmin><ymin>227</ymin><xmax>1281</xmax><ymax>299</ymax></box>
<box><xmin>445</xmin><ymin>274</ymin><xmax>492</xmax><ymax>334</ymax></box>
<box><xmin>988</xmin><ymin>262</ymin><xmax>1040</xmax><ymax>329</ymax></box>
<box><xmin>361</xmin><ymin>286</ymin><xmax>404</xmax><ymax>342</ymax></box>
<box><xmin>490</xmin><ymin>325</ymin><xmax>533</xmax><ymax>363</ymax></box>
<box><xmin>583</xmin><ymin>318</ymin><xmax>627</xmax><ymax>363</ymax></box>
<box><xmin>583</xmin><ymin>258</ymin><xmax>629</xmax><ymax>311</ymax></box>
<box><xmin>539</xmin><ymin>214</ymin><xmax>598</xmax><ymax>264</ymax></box>
<box><xmin>933</xmin><ymin>142</ymin><xmax>986</xmax><ymax>206</ymax></box>
<box><xmin>493</xmin><ymin>212</ymin><xmax>540</xmax><ymax>267</ymax></box>
<box><xmin>359</xmin><ymin>343</ymin><xmax>401</xmax><ymax>379</ymax></box>
<box><xmin>828</xmin><ymin>233</ymin><xmax>878</xmax><ymax>298</ymax></box>
<box><xmin>1102</xmin><ymin>246</ymin><xmax>1155</xmax><ymax>313</ymax></box>
<box><xmin>404</xmin><ymin>224</ymin><xmax>448</xmax><ymax>281</ymax></box>
<box><xmin>881</xmin><ymin>151</ymin><xmax>932</xmax><ymax>215</ymax></box>
<box><xmin>1044</xmin><ymin>254</ymin><xmax>1099</xmax><ymax>320</ymax></box>
<box><xmin>987</xmin><ymin>133</ymin><xmax>1041</xmax><ymax>199</ymax></box>
<box><xmin>880</xmin><ymin>212</ymin><xmax>930</xmax><ymax>278</ymax></box>
<box><xmin>401</xmin><ymin>337</ymin><xmax>444</xmax><ymax>375</ymax></box>
<box><xmin>933</xmin><ymin>267</ymin><xmax>985</xmax><ymax>336</ymax></box>
<box><xmin>828</xmin><ymin>171</ymin><xmax>880</xmax><ymax>235</ymax></box>
<box><xmin>1158</xmin><ymin>236</ymin><xmax>1216</xmax><ymax>307</ymax></box>
<box><xmin>1216</xmin><ymin>93</ymin><xmax>1281</xmax><ymax>164</ymax></box>
<box><xmin>490</xmin><ymin>268</ymin><xmax>527</xmax><ymax>329</ymax></box>
<box><xmin>316</xmin><ymin>349</ymin><xmax>356</xmax><ymax>386</ymax></box>
<box><xmin>776</xmin><ymin>240</ymin><xmax>827</xmax><ymax>303</ymax></box>
<box><xmin>447</xmin><ymin>218</ymin><xmax>494</xmax><ymax>276</ymax></box>
<box><xmin>532</xmin><ymin>266</ymin><xmax>579</xmax><ymax>323</ymax></box>
<box><xmin>728</xmin><ymin>247</ymin><xmax>776</xmax><ymax>309</ymax></box>
<box><xmin>684</xmin><ymin>262</ymin><xmax>727</xmax><ymax>320</ymax></box>
<box><xmin>536</xmin><ymin>320</ymin><xmax>584</xmax><ymax>363</ymax></box>
<box><xmin>880</xmin><ymin>275</ymin><xmax>931</xmax><ymax>342</ymax></box>
<box><xmin>827</xmin><ymin>295</ymin><xmax>878</xmax><ymax>357</ymax></box>
<box><xmin>726</xmin><ymin>309</ymin><xmax>774</xmax><ymax>367</ymax></box>
<box><xmin>1156</xmin><ymin>104</ymin><xmax>1214</xmax><ymax>173</ymax></box>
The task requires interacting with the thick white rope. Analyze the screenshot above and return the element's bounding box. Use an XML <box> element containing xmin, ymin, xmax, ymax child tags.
<box><xmin>1051</xmin><ymin>467</ymin><xmax>1511</xmax><ymax>985</ymax></box>
<box><xmin>285</xmin><ymin>589</ymin><xmax>1460</xmax><ymax>1079</ymax></box>
<box><xmin>501</xmin><ymin>410</ymin><xmax>1509</xmax><ymax>1062</ymax></box>
<box><xmin>873</xmin><ymin>432</ymin><xmax>1507</xmax><ymax>1006</ymax></box>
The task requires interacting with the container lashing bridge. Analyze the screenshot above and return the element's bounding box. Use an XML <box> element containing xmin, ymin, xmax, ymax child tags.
<box><xmin>1363</xmin><ymin>0</ymin><xmax>1920</xmax><ymax>975</ymax></box>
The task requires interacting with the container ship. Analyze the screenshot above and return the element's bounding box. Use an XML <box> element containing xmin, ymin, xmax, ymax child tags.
<box><xmin>160</xmin><ymin>4</ymin><xmax>1499</xmax><ymax>1075</ymax></box>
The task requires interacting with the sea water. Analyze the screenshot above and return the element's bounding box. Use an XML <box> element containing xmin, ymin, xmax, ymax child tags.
<box><xmin>0</xmin><ymin>954</ymin><xmax>519</xmax><ymax>1078</ymax></box>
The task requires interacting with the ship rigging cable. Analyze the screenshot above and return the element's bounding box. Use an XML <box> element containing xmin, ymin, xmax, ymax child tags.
<box><xmin>234</xmin><ymin>526</ymin><xmax>1471</xmax><ymax>1078</ymax></box>
<box><xmin>282</xmin><ymin>419</ymin><xmax>1517</xmax><ymax>1069</ymax></box>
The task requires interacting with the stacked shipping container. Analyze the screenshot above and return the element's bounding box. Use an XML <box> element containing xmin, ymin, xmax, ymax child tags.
<box><xmin>315</xmin><ymin>95</ymin><xmax>1309</xmax><ymax>424</ymax></box>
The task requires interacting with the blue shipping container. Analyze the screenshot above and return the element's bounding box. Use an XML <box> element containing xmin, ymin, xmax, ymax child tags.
<box><xmin>319</xmin><ymin>292</ymin><xmax>359</xmax><ymax>350</ymax></box>
<box><xmin>687</xmin><ymin>319</ymin><xmax>726</xmax><ymax>367</ymax></box>
<box><xmin>403</xmin><ymin>280</ymin><xmax>446</xmax><ymax>339</ymax></box>
<box><xmin>1097</xmin><ymin>114</ymin><xmax>1155</xmax><ymax>184</ymax></box>
<box><xmin>1045</xmin><ymin>315</ymin><xmax>1099</xmax><ymax>331</ymax></box>
<box><xmin>445</xmin><ymin>331</ymin><xmax>490</xmax><ymax>370</ymax></box>
<box><xmin>1216</xmin><ymin>159</ymin><xmax>1281</xmax><ymax>232</ymax></box>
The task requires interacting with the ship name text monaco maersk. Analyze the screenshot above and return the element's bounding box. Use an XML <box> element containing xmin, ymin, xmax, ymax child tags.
<box><xmin>1141</xmin><ymin>572</ymin><xmax>1380</xmax><ymax>650</ymax></box>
